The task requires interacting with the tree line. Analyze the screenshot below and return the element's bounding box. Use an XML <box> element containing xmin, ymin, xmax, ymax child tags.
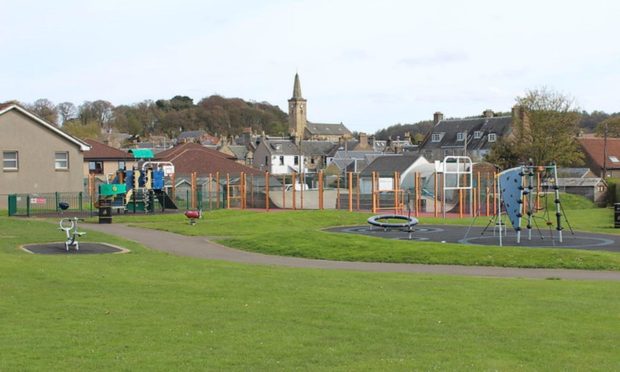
<box><xmin>22</xmin><ymin>95</ymin><xmax>289</xmax><ymax>141</ymax></box>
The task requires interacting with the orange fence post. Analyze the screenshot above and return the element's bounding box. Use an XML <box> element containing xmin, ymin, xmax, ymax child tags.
<box><xmin>318</xmin><ymin>171</ymin><xmax>324</xmax><ymax>210</ymax></box>
<box><xmin>356</xmin><ymin>173</ymin><xmax>360</xmax><ymax>211</ymax></box>
<box><xmin>459</xmin><ymin>188</ymin><xmax>463</xmax><ymax>218</ymax></box>
<box><xmin>292</xmin><ymin>172</ymin><xmax>297</xmax><ymax>210</ymax></box>
<box><xmin>265</xmin><ymin>172</ymin><xmax>270</xmax><ymax>211</ymax></box>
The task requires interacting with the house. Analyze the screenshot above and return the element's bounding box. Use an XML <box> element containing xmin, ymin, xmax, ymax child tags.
<box><xmin>300</xmin><ymin>140</ymin><xmax>337</xmax><ymax>172</ymax></box>
<box><xmin>83</xmin><ymin>139</ymin><xmax>135</xmax><ymax>181</ymax></box>
<box><xmin>325</xmin><ymin>149</ymin><xmax>383</xmax><ymax>175</ymax></box>
<box><xmin>288</xmin><ymin>73</ymin><xmax>352</xmax><ymax>142</ymax></box>
<box><xmin>418</xmin><ymin>108</ymin><xmax>527</xmax><ymax>162</ymax></box>
<box><xmin>0</xmin><ymin>103</ymin><xmax>90</xmax><ymax>207</ymax></box>
<box><xmin>556</xmin><ymin>177</ymin><xmax>607</xmax><ymax>205</ymax></box>
<box><xmin>578</xmin><ymin>137</ymin><xmax>620</xmax><ymax>178</ymax></box>
<box><xmin>358</xmin><ymin>154</ymin><xmax>431</xmax><ymax>194</ymax></box>
<box><xmin>177</xmin><ymin>130</ymin><xmax>219</xmax><ymax>145</ymax></box>
<box><xmin>219</xmin><ymin>142</ymin><xmax>254</xmax><ymax>166</ymax></box>
<box><xmin>156</xmin><ymin>142</ymin><xmax>262</xmax><ymax>178</ymax></box>
<box><xmin>252</xmin><ymin>137</ymin><xmax>306</xmax><ymax>175</ymax></box>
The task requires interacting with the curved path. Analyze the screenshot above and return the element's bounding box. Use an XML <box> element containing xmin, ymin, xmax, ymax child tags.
<box><xmin>84</xmin><ymin>223</ymin><xmax>620</xmax><ymax>281</ymax></box>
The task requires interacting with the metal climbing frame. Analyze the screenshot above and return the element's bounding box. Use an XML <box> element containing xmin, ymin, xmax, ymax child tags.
<box><xmin>441</xmin><ymin>156</ymin><xmax>473</xmax><ymax>218</ymax></box>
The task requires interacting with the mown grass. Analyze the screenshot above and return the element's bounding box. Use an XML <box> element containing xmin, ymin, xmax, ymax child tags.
<box><xmin>0</xmin><ymin>217</ymin><xmax>619</xmax><ymax>370</ymax></box>
<box><xmin>116</xmin><ymin>206</ymin><xmax>620</xmax><ymax>270</ymax></box>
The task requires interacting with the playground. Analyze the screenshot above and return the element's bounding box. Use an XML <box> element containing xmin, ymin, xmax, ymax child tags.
<box><xmin>328</xmin><ymin>224</ymin><xmax>620</xmax><ymax>251</ymax></box>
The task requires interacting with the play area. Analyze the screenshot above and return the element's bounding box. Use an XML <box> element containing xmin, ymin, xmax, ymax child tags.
<box><xmin>330</xmin><ymin>161</ymin><xmax>620</xmax><ymax>252</ymax></box>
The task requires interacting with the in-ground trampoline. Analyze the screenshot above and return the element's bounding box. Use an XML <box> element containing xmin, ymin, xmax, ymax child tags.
<box><xmin>22</xmin><ymin>242</ymin><xmax>129</xmax><ymax>255</ymax></box>
<box><xmin>327</xmin><ymin>224</ymin><xmax>620</xmax><ymax>252</ymax></box>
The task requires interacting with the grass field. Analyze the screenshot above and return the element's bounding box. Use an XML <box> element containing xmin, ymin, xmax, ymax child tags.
<box><xmin>114</xmin><ymin>205</ymin><xmax>620</xmax><ymax>270</ymax></box>
<box><xmin>1</xmin><ymin>216</ymin><xmax>620</xmax><ymax>370</ymax></box>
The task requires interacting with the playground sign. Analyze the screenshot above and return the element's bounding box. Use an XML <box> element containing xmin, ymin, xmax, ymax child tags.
<box><xmin>162</xmin><ymin>165</ymin><xmax>175</xmax><ymax>176</ymax></box>
<box><xmin>31</xmin><ymin>197</ymin><xmax>47</xmax><ymax>204</ymax></box>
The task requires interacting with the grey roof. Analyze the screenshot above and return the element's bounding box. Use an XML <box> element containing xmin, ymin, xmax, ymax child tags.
<box><xmin>306</xmin><ymin>122</ymin><xmax>352</xmax><ymax>136</ymax></box>
<box><xmin>300</xmin><ymin>141</ymin><xmax>337</xmax><ymax>156</ymax></box>
<box><xmin>263</xmin><ymin>139</ymin><xmax>300</xmax><ymax>155</ymax></box>
<box><xmin>178</xmin><ymin>130</ymin><xmax>205</xmax><ymax>140</ymax></box>
<box><xmin>227</xmin><ymin>145</ymin><xmax>249</xmax><ymax>160</ymax></box>
<box><xmin>359</xmin><ymin>154</ymin><xmax>424</xmax><ymax>177</ymax></box>
<box><xmin>557</xmin><ymin>178</ymin><xmax>605</xmax><ymax>187</ymax></box>
<box><xmin>332</xmin><ymin>150</ymin><xmax>382</xmax><ymax>160</ymax></box>
<box><xmin>420</xmin><ymin>116</ymin><xmax>512</xmax><ymax>150</ymax></box>
<box><xmin>327</xmin><ymin>140</ymin><xmax>360</xmax><ymax>157</ymax></box>
<box><xmin>557</xmin><ymin>168</ymin><xmax>592</xmax><ymax>178</ymax></box>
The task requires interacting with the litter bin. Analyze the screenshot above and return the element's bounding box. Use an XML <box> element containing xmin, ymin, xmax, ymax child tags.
<box><xmin>615</xmin><ymin>203</ymin><xmax>620</xmax><ymax>228</ymax></box>
<box><xmin>98</xmin><ymin>199</ymin><xmax>112</xmax><ymax>224</ymax></box>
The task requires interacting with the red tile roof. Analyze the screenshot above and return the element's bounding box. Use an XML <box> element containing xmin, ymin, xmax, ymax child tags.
<box><xmin>155</xmin><ymin>143</ymin><xmax>261</xmax><ymax>176</ymax></box>
<box><xmin>578</xmin><ymin>137</ymin><xmax>620</xmax><ymax>169</ymax></box>
<box><xmin>83</xmin><ymin>139</ymin><xmax>133</xmax><ymax>160</ymax></box>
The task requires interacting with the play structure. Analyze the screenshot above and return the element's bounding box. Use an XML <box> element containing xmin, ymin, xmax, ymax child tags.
<box><xmin>473</xmin><ymin>163</ymin><xmax>574</xmax><ymax>246</ymax></box>
<box><xmin>99</xmin><ymin>159</ymin><xmax>178</xmax><ymax>213</ymax></box>
<box><xmin>367</xmin><ymin>193</ymin><xmax>419</xmax><ymax>239</ymax></box>
<box><xmin>184</xmin><ymin>210</ymin><xmax>201</xmax><ymax>225</ymax></box>
<box><xmin>59</xmin><ymin>217</ymin><xmax>86</xmax><ymax>251</ymax></box>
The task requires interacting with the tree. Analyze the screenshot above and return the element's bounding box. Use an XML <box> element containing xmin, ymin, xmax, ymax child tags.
<box><xmin>61</xmin><ymin>120</ymin><xmax>101</xmax><ymax>140</ymax></box>
<box><xmin>595</xmin><ymin>116</ymin><xmax>620</xmax><ymax>137</ymax></box>
<box><xmin>487</xmin><ymin>88</ymin><xmax>583</xmax><ymax>167</ymax></box>
<box><xmin>79</xmin><ymin>100</ymin><xmax>114</xmax><ymax>131</ymax></box>
<box><xmin>56</xmin><ymin>102</ymin><xmax>77</xmax><ymax>125</ymax></box>
<box><xmin>29</xmin><ymin>98</ymin><xmax>58</xmax><ymax>125</ymax></box>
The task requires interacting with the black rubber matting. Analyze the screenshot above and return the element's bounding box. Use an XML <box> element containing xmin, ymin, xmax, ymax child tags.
<box><xmin>22</xmin><ymin>242</ymin><xmax>128</xmax><ymax>255</ymax></box>
<box><xmin>326</xmin><ymin>224</ymin><xmax>620</xmax><ymax>252</ymax></box>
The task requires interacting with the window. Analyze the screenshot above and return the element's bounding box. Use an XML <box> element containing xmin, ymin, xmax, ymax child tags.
<box><xmin>431</xmin><ymin>133</ymin><xmax>442</xmax><ymax>142</ymax></box>
<box><xmin>310</xmin><ymin>157</ymin><xmax>315</xmax><ymax>165</ymax></box>
<box><xmin>279</xmin><ymin>156</ymin><xmax>285</xmax><ymax>165</ymax></box>
<box><xmin>55</xmin><ymin>152</ymin><xmax>69</xmax><ymax>170</ymax></box>
<box><xmin>3</xmin><ymin>151</ymin><xmax>18</xmax><ymax>170</ymax></box>
<box><xmin>456</xmin><ymin>132</ymin><xmax>465</xmax><ymax>141</ymax></box>
<box><xmin>118</xmin><ymin>161</ymin><xmax>126</xmax><ymax>170</ymax></box>
<box><xmin>488</xmin><ymin>133</ymin><xmax>497</xmax><ymax>142</ymax></box>
<box><xmin>294</xmin><ymin>156</ymin><xmax>299</xmax><ymax>165</ymax></box>
<box><xmin>609</xmin><ymin>156</ymin><xmax>620</xmax><ymax>163</ymax></box>
<box><xmin>89</xmin><ymin>161</ymin><xmax>104</xmax><ymax>174</ymax></box>
<box><xmin>474</xmin><ymin>131</ymin><xmax>482</xmax><ymax>139</ymax></box>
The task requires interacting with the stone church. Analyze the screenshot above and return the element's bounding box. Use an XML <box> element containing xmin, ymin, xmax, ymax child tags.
<box><xmin>288</xmin><ymin>73</ymin><xmax>352</xmax><ymax>143</ymax></box>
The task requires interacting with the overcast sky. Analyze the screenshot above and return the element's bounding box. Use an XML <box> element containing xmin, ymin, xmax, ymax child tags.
<box><xmin>1</xmin><ymin>0</ymin><xmax>618</xmax><ymax>133</ymax></box>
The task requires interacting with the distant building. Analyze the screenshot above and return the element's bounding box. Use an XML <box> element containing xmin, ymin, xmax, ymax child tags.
<box><xmin>578</xmin><ymin>137</ymin><xmax>620</xmax><ymax>178</ymax></box>
<box><xmin>288</xmin><ymin>73</ymin><xmax>352</xmax><ymax>142</ymax></box>
<box><xmin>252</xmin><ymin>137</ymin><xmax>306</xmax><ymax>175</ymax></box>
<box><xmin>418</xmin><ymin>107</ymin><xmax>528</xmax><ymax>161</ymax></box>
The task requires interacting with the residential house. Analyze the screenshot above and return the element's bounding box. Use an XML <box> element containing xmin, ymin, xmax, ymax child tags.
<box><xmin>0</xmin><ymin>103</ymin><xmax>90</xmax><ymax>207</ymax></box>
<box><xmin>300</xmin><ymin>140</ymin><xmax>337</xmax><ymax>172</ymax></box>
<box><xmin>418</xmin><ymin>108</ymin><xmax>526</xmax><ymax>162</ymax></box>
<box><xmin>83</xmin><ymin>139</ymin><xmax>135</xmax><ymax>181</ymax></box>
<box><xmin>325</xmin><ymin>150</ymin><xmax>383</xmax><ymax>175</ymax></box>
<box><xmin>252</xmin><ymin>137</ymin><xmax>306</xmax><ymax>175</ymax></box>
<box><xmin>578</xmin><ymin>137</ymin><xmax>620</xmax><ymax>178</ymax></box>
<box><xmin>177</xmin><ymin>130</ymin><xmax>219</xmax><ymax>145</ymax></box>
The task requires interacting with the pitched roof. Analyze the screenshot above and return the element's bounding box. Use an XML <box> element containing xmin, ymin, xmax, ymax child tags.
<box><xmin>420</xmin><ymin>116</ymin><xmax>512</xmax><ymax>150</ymax></box>
<box><xmin>359</xmin><ymin>154</ymin><xmax>426</xmax><ymax>177</ymax></box>
<box><xmin>84</xmin><ymin>139</ymin><xmax>133</xmax><ymax>160</ymax></box>
<box><xmin>0</xmin><ymin>103</ymin><xmax>90</xmax><ymax>151</ymax></box>
<box><xmin>300</xmin><ymin>141</ymin><xmax>336</xmax><ymax>156</ymax></box>
<box><xmin>262</xmin><ymin>139</ymin><xmax>300</xmax><ymax>155</ymax></box>
<box><xmin>557</xmin><ymin>177</ymin><xmax>605</xmax><ymax>187</ymax></box>
<box><xmin>578</xmin><ymin>137</ymin><xmax>620</xmax><ymax>170</ymax></box>
<box><xmin>226</xmin><ymin>145</ymin><xmax>250</xmax><ymax>160</ymax></box>
<box><xmin>306</xmin><ymin>122</ymin><xmax>352</xmax><ymax>136</ymax></box>
<box><xmin>155</xmin><ymin>142</ymin><xmax>260</xmax><ymax>176</ymax></box>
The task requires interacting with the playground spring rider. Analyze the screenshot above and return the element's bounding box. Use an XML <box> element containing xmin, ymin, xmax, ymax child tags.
<box><xmin>59</xmin><ymin>217</ymin><xmax>86</xmax><ymax>251</ymax></box>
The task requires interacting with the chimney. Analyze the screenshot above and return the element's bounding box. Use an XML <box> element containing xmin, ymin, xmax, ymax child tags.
<box><xmin>433</xmin><ymin>112</ymin><xmax>444</xmax><ymax>125</ymax></box>
<box><xmin>358</xmin><ymin>132</ymin><xmax>369</xmax><ymax>149</ymax></box>
<box><xmin>483</xmin><ymin>109</ymin><xmax>494</xmax><ymax>118</ymax></box>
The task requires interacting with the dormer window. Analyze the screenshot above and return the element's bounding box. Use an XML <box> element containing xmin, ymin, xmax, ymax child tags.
<box><xmin>456</xmin><ymin>132</ymin><xmax>465</xmax><ymax>141</ymax></box>
<box><xmin>431</xmin><ymin>133</ymin><xmax>443</xmax><ymax>142</ymax></box>
<box><xmin>474</xmin><ymin>131</ymin><xmax>482</xmax><ymax>139</ymax></box>
<box><xmin>488</xmin><ymin>133</ymin><xmax>497</xmax><ymax>142</ymax></box>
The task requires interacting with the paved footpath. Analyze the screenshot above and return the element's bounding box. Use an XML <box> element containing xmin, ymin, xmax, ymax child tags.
<box><xmin>84</xmin><ymin>223</ymin><xmax>620</xmax><ymax>281</ymax></box>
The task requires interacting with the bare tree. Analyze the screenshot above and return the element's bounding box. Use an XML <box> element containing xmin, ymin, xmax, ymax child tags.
<box><xmin>29</xmin><ymin>98</ymin><xmax>58</xmax><ymax>125</ymax></box>
<box><xmin>56</xmin><ymin>102</ymin><xmax>77</xmax><ymax>125</ymax></box>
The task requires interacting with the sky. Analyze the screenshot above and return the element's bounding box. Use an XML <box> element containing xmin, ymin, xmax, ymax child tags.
<box><xmin>1</xmin><ymin>0</ymin><xmax>619</xmax><ymax>133</ymax></box>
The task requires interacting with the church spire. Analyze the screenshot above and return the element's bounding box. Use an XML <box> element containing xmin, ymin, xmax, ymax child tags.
<box><xmin>292</xmin><ymin>73</ymin><xmax>303</xmax><ymax>99</ymax></box>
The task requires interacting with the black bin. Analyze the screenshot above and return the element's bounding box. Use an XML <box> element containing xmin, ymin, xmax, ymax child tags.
<box><xmin>615</xmin><ymin>203</ymin><xmax>620</xmax><ymax>228</ymax></box>
<box><xmin>98</xmin><ymin>199</ymin><xmax>112</xmax><ymax>224</ymax></box>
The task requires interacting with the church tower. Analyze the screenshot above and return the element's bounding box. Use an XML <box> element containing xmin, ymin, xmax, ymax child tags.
<box><xmin>288</xmin><ymin>73</ymin><xmax>307</xmax><ymax>142</ymax></box>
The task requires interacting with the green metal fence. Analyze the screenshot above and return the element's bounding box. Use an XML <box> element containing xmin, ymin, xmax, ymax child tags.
<box><xmin>8</xmin><ymin>192</ymin><xmax>94</xmax><ymax>217</ymax></box>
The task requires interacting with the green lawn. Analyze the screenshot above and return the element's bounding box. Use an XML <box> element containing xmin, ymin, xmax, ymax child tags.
<box><xmin>1</xmin><ymin>217</ymin><xmax>619</xmax><ymax>370</ymax></box>
<box><xmin>116</xmin><ymin>207</ymin><xmax>620</xmax><ymax>271</ymax></box>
